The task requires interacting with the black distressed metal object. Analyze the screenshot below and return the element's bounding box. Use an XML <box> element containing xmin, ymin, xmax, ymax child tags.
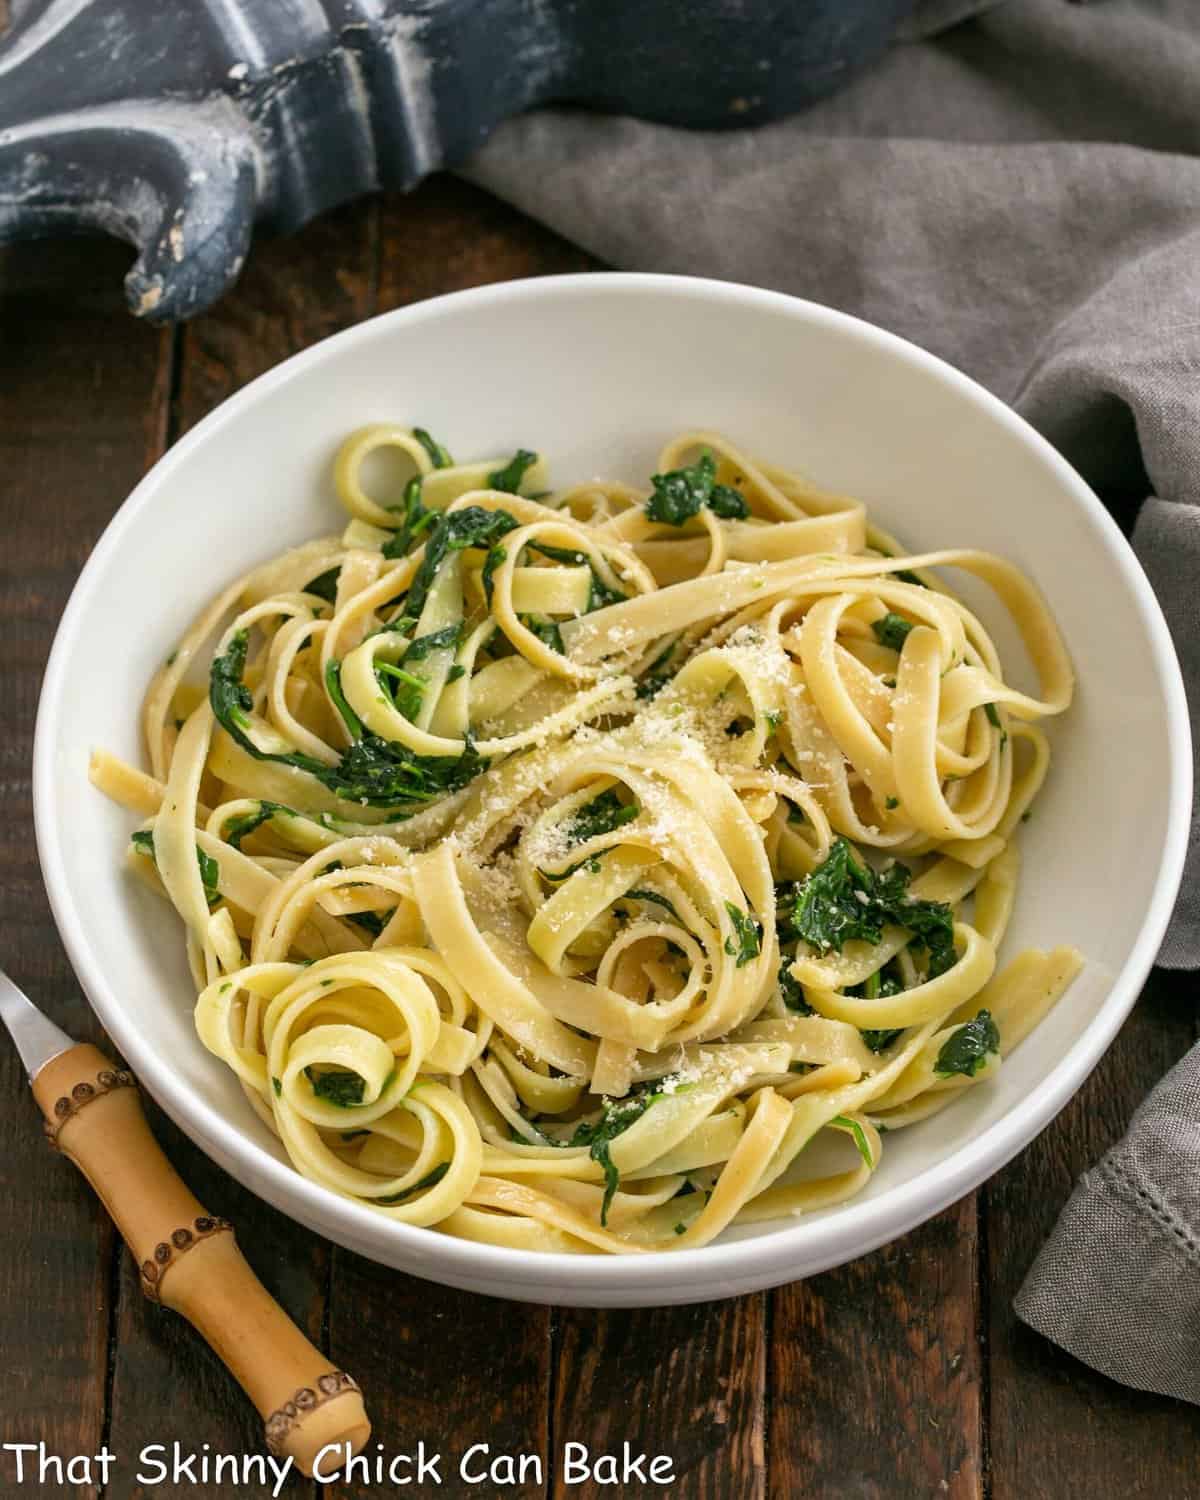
<box><xmin>0</xmin><ymin>0</ymin><xmax>914</xmax><ymax>322</ymax></box>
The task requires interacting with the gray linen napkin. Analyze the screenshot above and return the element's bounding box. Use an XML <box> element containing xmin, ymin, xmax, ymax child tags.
<box><xmin>463</xmin><ymin>0</ymin><xmax>1200</xmax><ymax>1400</ymax></box>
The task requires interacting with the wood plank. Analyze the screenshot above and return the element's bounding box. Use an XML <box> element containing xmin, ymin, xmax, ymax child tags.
<box><xmin>396</xmin><ymin>181</ymin><xmax>760</xmax><ymax>1499</ymax></box>
<box><xmin>103</xmin><ymin>1105</ymin><xmax>324</xmax><ymax>1500</ymax></box>
<box><xmin>176</xmin><ymin>199</ymin><xmax>378</xmax><ymax>422</ymax></box>
<box><xmin>551</xmin><ymin>1297</ymin><xmax>767</xmax><ymax>1499</ymax></box>
<box><xmin>770</xmin><ymin>1197</ymin><xmax>983</xmax><ymax>1499</ymax></box>
<box><xmin>318</xmin><ymin>176</ymin><xmax>601</xmax><ymax>1500</ymax></box>
<box><xmin>0</xmin><ymin>236</ymin><xmax>173</xmax><ymax>1499</ymax></box>
<box><xmin>377</xmin><ymin>175</ymin><xmax>599</xmax><ymax>308</ymax></box>
<box><xmin>326</xmin><ymin>1261</ymin><xmax>551</xmax><ymax>1500</ymax></box>
<box><xmin>103</xmin><ymin>199</ymin><xmax>376</xmax><ymax>1498</ymax></box>
<box><xmin>988</xmin><ymin>967</ymin><xmax>1200</xmax><ymax>1500</ymax></box>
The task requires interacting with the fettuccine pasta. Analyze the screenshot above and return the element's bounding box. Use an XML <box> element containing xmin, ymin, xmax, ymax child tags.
<box><xmin>93</xmin><ymin>428</ymin><xmax>1082</xmax><ymax>1253</ymax></box>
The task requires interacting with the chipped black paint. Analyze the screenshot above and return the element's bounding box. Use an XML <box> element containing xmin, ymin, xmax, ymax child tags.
<box><xmin>0</xmin><ymin>0</ymin><xmax>913</xmax><ymax>321</ymax></box>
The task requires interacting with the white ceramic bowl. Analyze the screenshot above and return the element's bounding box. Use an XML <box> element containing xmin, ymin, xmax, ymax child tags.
<box><xmin>34</xmin><ymin>274</ymin><xmax>1191</xmax><ymax>1306</ymax></box>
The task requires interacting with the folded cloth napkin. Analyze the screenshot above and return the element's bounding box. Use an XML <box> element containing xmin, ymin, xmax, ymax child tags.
<box><xmin>464</xmin><ymin>0</ymin><xmax>1200</xmax><ymax>1401</ymax></box>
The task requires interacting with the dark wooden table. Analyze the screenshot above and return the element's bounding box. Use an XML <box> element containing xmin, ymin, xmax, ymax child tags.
<box><xmin>2</xmin><ymin>177</ymin><xmax>1198</xmax><ymax>1500</ymax></box>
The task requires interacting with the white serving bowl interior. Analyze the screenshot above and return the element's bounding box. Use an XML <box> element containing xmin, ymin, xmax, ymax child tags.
<box><xmin>34</xmin><ymin>274</ymin><xmax>1190</xmax><ymax>1306</ymax></box>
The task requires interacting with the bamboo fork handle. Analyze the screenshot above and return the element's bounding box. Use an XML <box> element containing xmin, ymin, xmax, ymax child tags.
<box><xmin>32</xmin><ymin>1042</ymin><xmax>370</xmax><ymax>1478</ymax></box>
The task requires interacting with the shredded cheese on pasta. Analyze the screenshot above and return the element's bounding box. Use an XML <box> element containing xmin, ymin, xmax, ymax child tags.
<box><xmin>92</xmin><ymin>429</ymin><xmax>1082</xmax><ymax>1253</ymax></box>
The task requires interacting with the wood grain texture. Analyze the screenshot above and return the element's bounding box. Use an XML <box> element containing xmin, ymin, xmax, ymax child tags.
<box><xmin>326</xmin><ymin>1263</ymin><xmax>551</xmax><ymax>1500</ymax></box>
<box><xmin>319</xmin><ymin>174</ymin><xmax>595</xmax><ymax>1500</ymax></box>
<box><xmin>0</xmin><ymin>236</ymin><xmax>171</xmax><ymax>1499</ymax></box>
<box><xmin>551</xmin><ymin>1298</ymin><xmax>767</xmax><ymax>1499</ymax></box>
<box><xmin>770</xmin><ymin>1198</ymin><xmax>983</xmax><ymax>1500</ymax></box>
<box><xmin>103</xmin><ymin>1105</ymin><xmax>323</xmax><ymax>1500</ymax></box>
<box><xmin>377</xmin><ymin>175</ymin><xmax>600</xmax><ymax>309</ymax></box>
<box><xmin>2</xmin><ymin>177</ymin><xmax>1199</xmax><ymax>1500</ymax></box>
<box><xmin>988</xmin><ymin>967</ymin><xmax>1200</xmax><ymax>1500</ymax></box>
<box><xmin>103</xmin><ymin>196</ymin><xmax>378</xmax><ymax>1500</ymax></box>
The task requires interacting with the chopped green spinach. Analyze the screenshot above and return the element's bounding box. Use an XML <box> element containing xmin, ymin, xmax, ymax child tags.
<box><xmin>381</xmin><ymin>476</ymin><xmax>436</xmax><ymax>559</ymax></box>
<box><xmin>520</xmin><ymin>614</ymin><xmax>565</xmax><ymax>653</ymax></box>
<box><xmin>406</xmin><ymin>505</ymin><xmax>519</xmax><ymax>620</ymax></box>
<box><xmin>210</xmin><ymin>630</ymin><xmax>488</xmax><ymax>810</ymax></box>
<box><xmin>304</xmin><ymin>568</ymin><xmax>340</xmax><ymax>603</ymax></box>
<box><xmin>777</xmin><ymin>838</ymin><xmax>956</xmax><ymax>977</ymax></box>
<box><xmin>635</xmin><ymin>640</ymin><xmax>678</xmax><ymax>700</ymax></box>
<box><xmin>830</xmin><ymin>1113</ymin><xmax>874</xmax><ymax>1168</ymax></box>
<box><xmin>481</xmin><ymin>543</ymin><xmax>506</xmax><ymax>607</ymax></box>
<box><xmin>305</xmin><ymin>1067</ymin><xmax>367</xmax><ymax>1107</ymax></box>
<box><xmin>934</xmin><ymin>1010</ymin><xmax>999</xmax><ymax>1078</ymax></box>
<box><xmin>625</xmin><ymin>888</ymin><xmax>680</xmax><ymax>919</ymax></box>
<box><xmin>404</xmin><ymin>623</ymin><xmax>462</xmax><ymax>662</ymax></box>
<box><xmin>872</xmin><ymin>612</ymin><xmax>914</xmax><ymax>652</ymax></box>
<box><xmin>565</xmin><ymin>1089</ymin><xmax>663</xmax><ymax>1226</ymax></box>
<box><xmin>723</xmin><ymin>901</ymin><xmax>762</xmax><ymax>966</ymax></box>
<box><xmin>778</xmin><ymin>964</ymin><xmax>813</xmax><ymax>1014</ymax></box>
<box><xmin>131</xmin><ymin>829</ymin><xmax>221</xmax><ymax>907</ymax></box>
<box><xmin>325</xmin><ymin>659</ymin><xmax>365</xmax><ymax>739</ymax></box>
<box><xmin>488</xmin><ymin>449</ymin><xmax>538</xmax><ymax>494</ymax></box>
<box><xmin>566</xmin><ymin>787</ymin><xmax>639</xmax><ymax>845</ymax></box>
<box><xmin>222</xmin><ymin>800</ymin><xmax>289</xmax><ymax>851</ymax></box>
<box><xmin>645</xmin><ymin>450</ymin><xmax>749</xmax><ymax>526</ymax></box>
<box><xmin>377</xmin><ymin>1161</ymin><xmax>450</xmax><ymax>1205</ymax></box>
<box><xmin>345</xmin><ymin>909</ymin><xmax>393</xmax><ymax>939</ymax></box>
<box><xmin>849</xmin><ymin>963</ymin><xmax>906</xmax><ymax>1051</ymax></box>
<box><xmin>413</xmin><ymin>427</ymin><xmax>453</xmax><ymax>469</ymax></box>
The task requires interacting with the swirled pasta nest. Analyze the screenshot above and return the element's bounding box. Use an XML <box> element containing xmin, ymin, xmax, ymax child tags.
<box><xmin>93</xmin><ymin>429</ymin><xmax>1082</xmax><ymax>1254</ymax></box>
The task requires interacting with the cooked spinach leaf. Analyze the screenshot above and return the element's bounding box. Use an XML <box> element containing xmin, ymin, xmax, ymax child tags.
<box><xmin>520</xmin><ymin>614</ymin><xmax>565</xmax><ymax>653</ymax></box>
<box><xmin>325</xmin><ymin>659</ymin><xmax>365</xmax><ymax>739</ymax></box>
<box><xmin>566</xmin><ymin>787</ymin><xmax>639</xmax><ymax>845</ymax></box>
<box><xmin>876</xmin><ymin>548</ymin><xmax>928</xmax><ymax>588</ymax></box>
<box><xmin>625</xmin><ymin>888</ymin><xmax>680</xmax><ymax>919</ymax></box>
<box><xmin>404</xmin><ymin>624</ymin><xmax>462</xmax><ymax>662</ymax></box>
<box><xmin>872</xmin><ymin>612</ymin><xmax>914</xmax><ymax>652</ymax></box>
<box><xmin>209</xmin><ymin>631</ymin><xmax>487</xmax><ymax>810</ymax></box>
<box><xmin>345</xmin><ymin>909</ymin><xmax>393</xmax><ymax>939</ymax></box>
<box><xmin>565</xmin><ymin>1089</ymin><xmax>662</xmax><ymax>1226</ymax></box>
<box><xmin>319</xmin><ymin>732</ymin><xmax>487</xmax><ymax>809</ymax></box>
<box><xmin>222</xmin><ymin>800</ymin><xmax>289</xmax><ymax>851</ymax></box>
<box><xmin>934</xmin><ymin>1010</ymin><xmax>999</xmax><ymax>1078</ymax></box>
<box><xmin>375</xmin><ymin>659</ymin><xmax>426</xmax><ymax>721</ymax></box>
<box><xmin>210</xmin><ymin>629</ymin><xmax>256</xmax><ymax>735</ymax></box>
<box><xmin>723</xmin><ymin>901</ymin><xmax>762</xmax><ymax>966</ymax></box>
<box><xmin>304</xmin><ymin>567</ymin><xmax>340</xmax><ymax>603</ymax></box>
<box><xmin>377</xmin><ymin>1161</ymin><xmax>450</xmax><ymax>1205</ymax></box>
<box><xmin>488</xmin><ymin>449</ymin><xmax>538</xmax><ymax>494</ymax></box>
<box><xmin>635</xmin><ymin>640</ymin><xmax>678</xmax><ymax>700</ymax></box>
<box><xmin>707</xmin><ymin>483</ymin><xmax>751</xmax><ymax>520</ymax></box>
<box><xmin>406</xmin><ymin>505</ymin><xmax>519</xmax><ymax>620</ymax></box>
<box><xmin>481</xmin><ymin>544</ymin><xmax>506</xmax><ymax>607</ymax></box>
<box><xmin>850</xmin><ymin>963</ymin><xmax>906</xmax><ymax>1051</ymax></box>
<box><xmin>525</xmin><ymin>540</ymin><xmax>586</xmax><ymax>565</ymax></box>
<box><xmin>306</xmin><ymin>1067</ymin><xmax>367</xmax><ymax>1107</ymax></box>
<box><xmin>645</xmin><ymin>449</ymin><xmax>749</xmax><ymax>526</ymax></box>
<box><xmin>381</xmin><ymin>475</ymin><xmax>436</xmax><ymax>560</ymax></box>
<box><xmin>830</xmin><ymin>1113</ymin><xmax>874</xmax><ymax>1168</ymax></box>
<box><xmin>587</xmin><ymin>567</ymin><xmax>627</xmax><ymax>612</ymax></box>
<box><xmin>778</xmin><ymin>963</ymin><xmax>814</xmax><ymax>1014</ymax></box>
<box><xmin>131</xmin><ymin>829</ymin><xmax>221</xmax><ymax>907</ymax></box>
<box><xmin>413</xmin><ymin>427</ymin><xmax>453</xmax><ymax>469</ymax></box>
<box><xmin>777</xmin><ymin>838</ymin><xmax>956</xmax><ymax>977</ymax></box>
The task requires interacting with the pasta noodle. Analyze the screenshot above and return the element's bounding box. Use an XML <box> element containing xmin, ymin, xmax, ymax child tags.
<box><xmin>93</xmin><ymin>428</ymin><xmax>1082</xmax><ymax>1253</ymax></box>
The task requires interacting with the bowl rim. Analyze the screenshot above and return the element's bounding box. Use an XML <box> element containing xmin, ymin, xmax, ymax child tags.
<box><xmin>33</xmin><ymin>271</ymin><xmax>1193</xmax><ymax>1296</ymax></box>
